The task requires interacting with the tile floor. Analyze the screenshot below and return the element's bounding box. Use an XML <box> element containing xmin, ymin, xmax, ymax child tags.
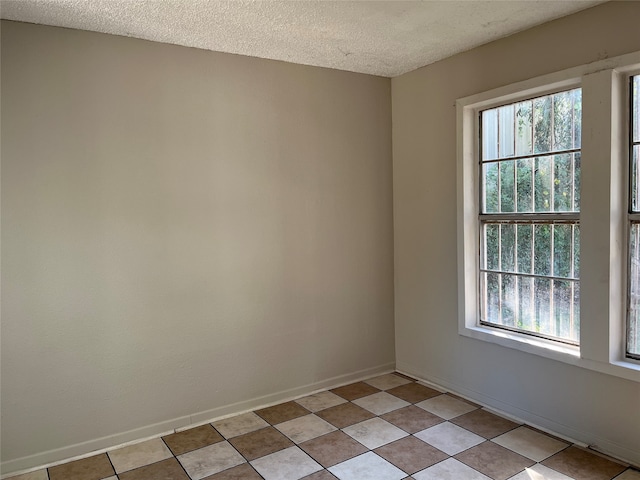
<box><xmin>8</xmin><ymin>373</ymin><xmax>639</xmax><ymax>480</ymax></box>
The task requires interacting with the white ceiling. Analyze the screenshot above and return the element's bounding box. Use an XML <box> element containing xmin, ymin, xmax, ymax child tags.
<box><xmin>0</xmin><ymin>0</ymin><xmax>604</xmax><ymax>77</ymax></box>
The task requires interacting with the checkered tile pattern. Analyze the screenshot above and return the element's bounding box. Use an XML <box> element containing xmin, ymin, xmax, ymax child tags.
<box><xmin>9</xmin><ymin>373</ymin><xmax>638</xmax><ymax>480</ymax></box>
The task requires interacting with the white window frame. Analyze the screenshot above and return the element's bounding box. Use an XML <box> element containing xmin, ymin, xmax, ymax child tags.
<box><xmin>457</xmin><ymin>51</ymin><xmax>640</xmax><ymax>382</ymax></box>
<box><xmin>627</xmin><ymin>72</ymin><xmax>640</xmax><ymax>360</ymax></box>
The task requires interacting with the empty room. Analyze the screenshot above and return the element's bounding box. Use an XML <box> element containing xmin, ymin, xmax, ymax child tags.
<box><xmin>1</xmin><ymin>1</ymin><xmax>639</xmax><ymax>479</ymax></box>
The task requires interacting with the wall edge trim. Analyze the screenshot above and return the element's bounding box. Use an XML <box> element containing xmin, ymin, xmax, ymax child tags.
<box><xmin>1</xmin><ymin>362</ymin><xmax>395</xmax><ymax>478</ymax></box>
<box><xmin>396</xmin><ymin>362</ymin><xmax>639</xmax><ymax>468</ymax></box>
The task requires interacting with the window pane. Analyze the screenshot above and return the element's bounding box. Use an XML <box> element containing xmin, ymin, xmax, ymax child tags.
<box><xmin>518</xmin><ymin>276</ymin><xmax>534</xmax><ymax>332</ymax></box>
<box><xmin>553</xmin><ymin>224</ymin><xmax>573</xmax><ymax>278</ymax></box>
<box><xmin>483</xmin><ymin>162</ymin><xmax>499</xmax><ymax>213</ymax></box>
<box><xmin>572</xmin><ymin>88</ymin><xmax>582</xmax><ymax>149</ymax></box>
<box><xmin>573</xmin><ymin>225</ymin><xmax>580</xmax><ymax>278</ymax></box>
<box><xmin>500</xmin><ymin>274</ymin><xmax>516</xmax><ymax>327</ymax></box>
<box><xmin>553</xmin><ymin>91</ymin><xmax>573</xmax><ymax>151</ymax></box>
<box><xmin>554</xmin><ymin>279</ymin><xmax>578</xmax><ymax>342</ymax></box>
<box><xmin>534</xmin><ymin>224</ymin><xmax>551</xmax><ymax>276</ymax></box>
<box><xmin>573</xmin><ymin>152</ymin><xmax>581</xmax><ymax>212</ymax></box>
<box><xmin>553</xmin><ymin>154</ymin><xmax>573</xmax><ymax>212</ymax></box>
<box><xmin>483</xmin><ymin>89</ymin><xmax>580</xmax><ymax>160</ymax></box>
<box><xmin>632</xmin><ymin>145</ymin><xmax>640</xmax><ymax>213</ymax></box>
<box><xmin>484</xmin><ymin>272</ymin><xmax>501</xmax><ymax>324</ymax></box>
<box><xmin>499</xmin><ymin>104</ymin><xmax>515</xmax><ymax>158</ymax></box>
<box><xmin>515</xmin><ymin>100</ymin><xmax>533</xmax><ymax>156</ymax></box>
<box><xmin>629</xmin><ymin>224</ymin><xmax>640</xmax><ymax>356</ymax></box>
<box><xmin>534</xmin><ymin>96</ymin><xmax>552</xmax><ymax>154</ymax></box>
<box><xmin>516</xmin><ymin>224</ymin><xmax>533</xmax><ymax>274</ymax></box>
<box><xmin>516</xmin><ymin>158</ymin><xmax>533</xmax><ymax>213</ymax></box>
<box><xmin>485</xmin><ymin>224</ymin><xmax>499</xmax><ymax>270</ymax></box>
<box><xmin>534</xmin><ymin>156</ymin><xmax>552</xmax><ymax>212</ymax></box>
<box><xmin>500</xmin><ymin>161</ymin><xmax>515</xmax><ymax>212</ymax></box>
<box><xmin>483</xmin><ymin>109</ymin><xmax>499</xmax><ymax>161</ymax></box>
<box><xmin>634</xmin><ymin>76</ymin><xmax>639</xmax><ymax>144</ymax></box>
<box><xmin>501</xmin><ymin>224</ymin><xmax>516</xmax><ymax>273</ymax></box>
<box><xmin>534</xmin><ymin>277</ymin><xmax>551</xmax><ymax>336</ymax></box>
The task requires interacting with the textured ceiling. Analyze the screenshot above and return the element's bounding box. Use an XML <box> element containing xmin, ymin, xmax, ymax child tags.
<box><xmin>0</xmin><ymin>0</ymin><xmax>604</xmax><ymax>77</ymax></box>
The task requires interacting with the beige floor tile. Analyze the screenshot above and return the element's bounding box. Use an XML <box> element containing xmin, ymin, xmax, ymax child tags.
<box><xmin>250</xmin><ymin>446</ymin><xmax>322</xmax><ymax>480</ymax></box>
<box><xmin>450</xmin><ymin>409</ymin><xmax>519</xmax><ymax>439</ymax></box>
<box><xmin>8</xmin><ymin>471</ymin><xmax>49</xmax><ymax>480</ymax></box>
<box><xmin>493</xmin><ymin>426</ymin><xmax>569</xmax><ymax>462</ymax></box>
<box><xmin>212</xmin><ymin>412</ymin><xmax>269</xmax><ymax>439</ymax></box>
<box><xmin>315</xmin><ymin>402</ymin><xmax>375</xmax><ymax>429</ymax></box>
<box><xmin>381</xmin><ymin>405</ymin><xmax>444</xmax><ymax>434</ymax></box>
<box><xmin>353</xmin><ymin>392</ymin><xmax>410</xmax><ymax>416</ymax></box>
<box><xmin>541</xmin><ymin>446</ymin><xmax>627</xmax><ymax>480</ymax></box>
<box><xmin>364</xmin><ymin>374</ymin><xmax>412</xmax><ymax>391</ymax></box>
<box><xmin>507</xmin><ymin>463</ymin><xmax>575</xmax><ymax>480</ymax></box>
<box><xmin>178</xmin><ymin>441</ymin><xmax>245</xmax><ymax>480</ymax></box>
<box><xmin>412</xmin><ymin>458</ymin><xmax>492</xmax><ymax>480</ymax></box>
<box><xmin>385</xmin><ymin>383</ymin><xmax>442</xmax><ymax>404</ymax></box>
<box><xmin>276</xmin><ymin>414</ymin><xmax>337</xmax><ymax>443</ymax></box>
<box><xmin>163</xmin><ymin>424</ymin><xmax>223</xmax><ymax>455</ymax></box>
<box><xmin>256</xmin><ymin>401</ymin><xmax>310</xmax><ymax>425</ymax></box>
<box><xmin>416</xmin><ymin>394</ymin><xmax>477</xmax><ymax>420</ymax></box>
<box><xmin>108</xmin><ymin>438</ymin><xmax>173</xmax><ymax>474</ymax></box>
<box><xmin>228</xmin><ymin>426</ymin><xmax>293</xmax><ymax>461</ymax></box>
<box><xmin>374</xmin><ymin>436</ymin><xmax>448</xmax><ymax>475</ymax></box>
<box><xmin>342</xmin><ymin>417</ymin><xmax>408</xmax><ymax>450</ymax></box>
<box><xmin>330</xmin><ymin>382</ymin><xmax>380</xmax><ymax>401</ymax></box>
<box><xmin>295</xmin><ymin>391</ymin><xmax>347</xmax><ymax>412</ymax></box>
<box><xmin>455</xmin><ymin>441</ymin><xmax>535</xmax><ymax>480</ymax></box>
<box><xmin>414</xmin><ymin>422</ymin><xmax>484</xmax><ymax>456</ymax></box>
<box><xmin>328</xmin><ymin>451</ymin><xmax>408</xmax><ymax>480</ymax></box>
<box><xmin>48</xmin><ymin>453</ymin><xmax>115</xmax><ymax>480</ymax></box>
<box><xmin>615</xmin><ymin>470</ymin><xmax>640</xmax><ymax>480</ymax></box>
<box><xmin>299</xmin><ymin>431</ymin><xmax>368</xmax><ymax>468</ymax></box>
<box><xmin>118</xmin><ymin>458</ymin><xmax>189</xmax><ymax>480</ymax></box>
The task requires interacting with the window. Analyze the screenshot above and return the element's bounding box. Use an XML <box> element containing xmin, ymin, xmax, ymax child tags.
<box><xmin>628</xmin><ymin>75</ymin><xmax>640</xmax><ymax>359</ymax></box>
<box><xmin>480</xmin><ymin>90</ymin><xmax>581</xmax><ymax>344</ymax></box>
<box><xmin>457</xmin><ymin>50</ymin><xmax>640</xmax><ymax>381</ymax></box>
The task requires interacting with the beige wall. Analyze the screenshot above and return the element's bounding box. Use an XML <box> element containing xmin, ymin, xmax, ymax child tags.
<box><xmin>393</xmin><ymin>1</ymin><xmax>640</xmax><ymax>466</ymax></box>
<box><xmin>0</xmin><ymin>21</ymin><xmax>394</xmax><ymax>473</ymax></box>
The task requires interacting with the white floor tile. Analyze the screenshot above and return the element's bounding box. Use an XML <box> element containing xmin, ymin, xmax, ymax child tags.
<box><xmin>342</xmin><ymin>417</ymin><xmax>407</xmax><ymax>450</ymax></box>
<box><xmin>251</xmin><ymin>446</ymin><xmax>322</xmax><ymax>480</ymax></box>
<box><xmin>414</xmin><ymin>422</ymin><xmax>484</xmax><ymax>455</ymax></box>
<box><xmin>413</xmin><ymin>458</ymin><xmax>492</xmax><ymax>480</ymax></box>
<box><xmin>212</xmin><ymin>412</ymin><xmax>269</xmax><ymax>439</ymax></box>
<box><xmin>416</xmin><ymin>394</ymin><xmax>477</xmax><ymax>420</ymax></box>
<box><xmin>295</xmin><ymin>391</ymin><xmax>347</xmax><ymax>412</ymax></box>
<box><xmin>364</xmin><ymin>374</ymin><xmax>412</xmax><ymax>391</ymax></box>
<box><xmin>329</xmin><ymin>451</ymin><xmax>406</xmax><ymax>480</ymax></box>
<box><xmin>178</xmin><ymin>441</ymin><xmax>245</xmax><ymax>480</ymax></box>
<box><xmin>352</xmin><ymin>392</ymin><xmax>410</xmax><ymax>415</ymax></box>
<box><xmin>507</xmin><ymin>463</ymin><xmax>575</xmax><ymax>479</ymax></box>
<box><xmin>492</xmin><ymin>427</ymin><xmax>569</xmax><ymax>462</ymax></box>
<box><xmin>275</xmin><ymin>414</ymin><xmax>337</xmax><ymax>443</ymax></box>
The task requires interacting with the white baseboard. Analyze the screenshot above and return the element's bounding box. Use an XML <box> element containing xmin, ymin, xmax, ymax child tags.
<box><xmin>1</xmin><ymin>362</ymin><xmax>395</xmax><ymax>478</ymax></box>
<box><xmin>396</xmin><ymin>362</ymin><xmax>639</xmax><ymax>468</ymax></box>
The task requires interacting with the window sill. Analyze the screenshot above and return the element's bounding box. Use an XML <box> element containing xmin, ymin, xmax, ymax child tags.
<box><xmin>459</xmin><ymin>324</ymin><xmax>640</xmax><ymax>382</ymax></box>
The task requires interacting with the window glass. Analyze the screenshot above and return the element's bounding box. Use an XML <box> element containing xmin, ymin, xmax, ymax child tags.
<box><xmin>480</xmin><ymin>89</ymin><xmax>581</xmax><ymax>344</ymax></box>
